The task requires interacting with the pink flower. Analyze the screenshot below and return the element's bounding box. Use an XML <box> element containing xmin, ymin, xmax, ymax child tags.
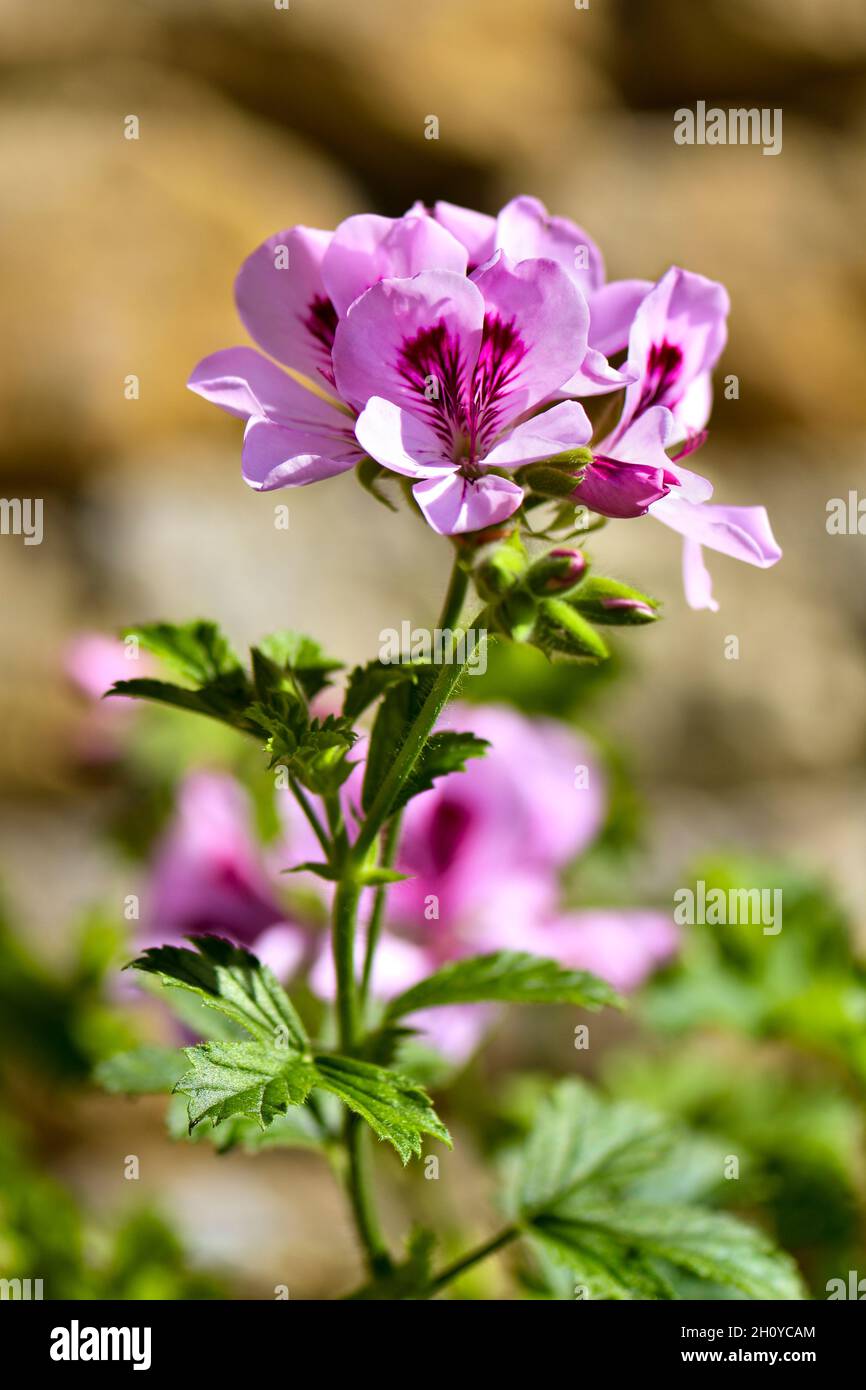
<box><xmin>333</xmin><ymin>254</ymin><xmax>590</xmax><ymax>533</ymax></box>
<box><xmin>187</xmin><ymin>212</ymin><xmax>468</xmax><ymax>492</ymax></box>
<box><xmin>64</xmin><ymin>633</ymin><xmax>153</xmax><ymax>762</ymax></box>
<box><xmin>600</xmin><ymin>266</ymin><xmax>781</xmax><ymax>608</ymax></box>
<box><xmin>140</xmin><ymin>772</ymin><xmax>306</xmax><ymax>968</ymax></box>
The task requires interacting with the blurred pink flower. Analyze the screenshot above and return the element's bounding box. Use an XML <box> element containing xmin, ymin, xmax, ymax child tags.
<box><xmin>64</xmin><ymin>632</ymin><xmax>153</xmax><ymax>762</ymax></box>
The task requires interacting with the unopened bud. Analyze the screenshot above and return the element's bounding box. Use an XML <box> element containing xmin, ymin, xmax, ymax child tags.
<box><xmin>495</xmin><ymin>589</ymin><xmax>537</xmax><ymax>643</ymax></box>
<box><xmin>475</xmin><ymin>545</ymin><xmax>527</xmax><ymax>601</ymax></box>
<box><xmin>527</xmin><ymin>548</ymin><xmax>587</xmax><ymax>596</ymax></box>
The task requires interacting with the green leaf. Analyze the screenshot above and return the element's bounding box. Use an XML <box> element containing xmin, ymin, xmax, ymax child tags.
<box><xmin>361</xmin><ymin>663</ymin><xmax>438</xmax><ymax>812</ymax></box>
<box><xmin>128</xmin><ymin>936</ymin><xmax>309</xmax><ymax>1052</ymax></box>
<box><xmin>385</xmin><ymin>951</ymin><xmax>620</xmax><ymax>1021</ymax></box>
<box><xmin>313</xmin><ymin>1054</ymin><xmax>451</xmax><ymax>1164</ymax></box>
<box><xmin>510</xmin><ymin>1080</ymin><xmax>805</xmax><ymax>1301</ymax></box>
<box><xmin>343</xmin><ymin>661</ymin><xmax>418</xmax><ymax>722</ymax></box>
<box><xmin>175</xmin><ymin>1040</ymin><xmax>317</xmax><ymax>1130</ymax></box>
<box><xmin>95</xmin><ymin>1046</ymin><xmax>188</xmax><ymax>1095</ymax></box>
<box><xmin>532</xmin><ymin>1203</ymin><xmax>803</xmax><ymax>1302</ymax></box>
<box><xmin>106</xmin><ymin>674</ymin><xmax>255</xmax><ymax>729</ymax></box>
<box><xmin>356</xmin><ymin>455</ymin><xmax>399</xmax><ymax>511</ymax></box>
<box><xmin>388</xmin><ymin>730</ymin><xmax>488</xmax><ymax>816</ymax></box>
<box><xmin>570</xmin><ymin>577</ymin><xmax>661</xmax><ymax>626</ymax></box>
<box><xmin>247</xmin><ymin>701</ymin><xmax>358</xmax><ymax>792</ymax></box>
<box><xmin>255</xmin><ymin>631</ymin><xmax>343</xmax><ymax>701</ymax></box>
<box><xmin>126</xmin><ymin>620</ymin><xmax>242</xmax><ymax>684</ymax></box>
<box><xmin>535</xmin><ymin>598</ymin><xmax>610</xmax><ymax>661</ymax></box>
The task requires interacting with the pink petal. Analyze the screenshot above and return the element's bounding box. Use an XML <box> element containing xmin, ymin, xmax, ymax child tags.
<box><xmin>651</xmin><ymin>495</ymin><xmax>782</xmax><ymax>568</ymax></box>
<box><xmin>495</xmin><ymin>195</ymin><xmax>604</xmax><ymax>296</ymax></box>
<box><xmin>472</xmin><ymin>252</ymin><xmax>589</xmax><ymax>417</ymax></box>
<box><xmin>234</xmin><ymin>226</ymin><xmax>337</xmax><ymax>386</ymax></box>
<box><xmin>242</xmin><ymin>413</ymin><xmax>361</xmax><ymax>491</ymax></box>
<box><xmin>412</xmin><ymin>471</ymin><xmax>523</xmax><ymax>535</ymax></box>
<box><xmin>587</xmin><ymin>278</ymin><xmax>653</xmax><ymax>356</ymax></box>
<box><xmin>322</xmin><ymin>212</ymin><xmax>468</xmax><ymax>318</ymax></box>
<box><xmin>333</xmin><ymin>269</ymin><xmax>484</xmax><ymax>414</ymax></box>
<box><xmin>681</xmin><ymin>538</ymin><xmax>720</xmax><ymax>612</ymax></box>
<box><xmin>355</xmin><ymin>396</ymin><xmax>456</xmax><ymax>478</ymax></box>
<box><xmin>482</xmin><ymin>400</ymin><xmax>592</xmax><ymax>468</ymax></box>
<box><xmin>188</xmin><ymin>346</ymin><xmax>332</xmax><ymax>423</ymax></box>
<box><xmin>433</xmin><ymin>200</ymin><xmax>497</xmax><ymax>268</ymax></box>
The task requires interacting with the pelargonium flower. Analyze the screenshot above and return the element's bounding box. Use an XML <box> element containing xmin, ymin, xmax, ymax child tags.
<box><xmin>332</xmin><ymin>254</ymin><xmax>591</xmax><ymax>533</ymax></box>
<box><xmin>311</xmin><ymin>703</ymin><xmax>677</xmax><ymax>1063</ymax></box>
<box><xmin>65</xmin><ymin>633</ymin><xmax>155</xmax><ymax>762</ymax></box>
<box><xmin>188</xmin><ymin>211</ymin><xmax>468</xmax><ymax>492</ymax></box>
<box><xmin>596</xmin><ymin>266</ymin><xmax>781</xmax><ymax>609</ymax></box>
<box><xmin>139</xmin><ymin>771</ymin><xmax>306</xmax><ymax>975</ymax></box>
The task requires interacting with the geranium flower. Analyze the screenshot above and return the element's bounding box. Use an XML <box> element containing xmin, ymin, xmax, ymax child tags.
<box><xmin>333</xmin><ymin>254</ymin><xmax>591</xmax><ymax>533</ymax></box>
<box><xmin>598</xmin><ymin>266</ymin><xmax>781</xmax><ymax>609</ymax></box>
<box><xmin>187</xmin><ymin>212</ymin><xmax>468</xmax><ymax>492</ymax></box>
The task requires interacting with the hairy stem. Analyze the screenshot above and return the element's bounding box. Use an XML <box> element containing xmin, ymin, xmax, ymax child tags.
<box><xmin>288</xmin><ymin>777</ymin><xmax>331</xmax><ymax>860</ymax></box>
<box><xmin>422</xmin><ymin>1225</ymin><xmax>519</xmax><ymax>1298</ymax></box>
<box><xmin>332</xmin><ymin>876</ymin><xmax>362</xmax><ymax>1054</ymax></box>
<box><xmin>438</xmin><ymin>549</ymin><xmax>470</xmax><ymax>631</ymax></box>
<box><xmin>359</xmin><ymin>810</ymin><xmax>403</xmax><ymax>1012</ymax></box>
<box><xmin>345</xmin><ymin>1113</ymin><xmax>392</xmax><ymax>1278</ymax></box>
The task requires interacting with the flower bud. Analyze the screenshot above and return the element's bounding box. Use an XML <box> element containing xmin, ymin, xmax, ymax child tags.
<box><xmin>474</xmin><ymin>545</ymin><xmax>527</xmax><ymax>601</ymax></box>
<box><xmin>494</xmin><ymin>589</ymin><xmax>538</xmax><ymax>643</ymax></box>
<box><xmin>527</xmin><ymin>548</ymin><xmax>587</xmax><ymax>596</ymax></box>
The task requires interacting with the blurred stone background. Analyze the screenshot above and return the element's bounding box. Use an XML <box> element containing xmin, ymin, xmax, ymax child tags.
<box><xmin>1</xmin><ymin>0</ymin><xmax>865</xmax><ymax>1295</ymax></box>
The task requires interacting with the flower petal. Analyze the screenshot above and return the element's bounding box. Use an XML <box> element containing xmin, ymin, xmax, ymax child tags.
<box><xmin>188</xmin><ymin>346</ymin><xmax>333</xmax><ymax>423</ymax></box>
<box><xmin>234</xmin><ymin>226</ymin><xmax>337</xmax><ymax>386</ymax></box>
<box><xmin>355</xmin><ymin>396</ymin><xmax>456</xmax><ymax>478</ymax></box>
<box><xmin>333</xmin><ymin>269</ymin><xmax>485</xmax><ymax>414</ymax></box>
<box><xmin>681</xmin><ymin>538</ymin><xmax>720</xmax><ymax>612</ymax></box>
<box><xmin>322</xmin><ymin>212</ymin><xmax>468</xmax><ymax>318</ymax></box>
<box><xmin>482</xmin><ymin>399</ymin><xmax>592</xmax><ymax>468</ymax></box>
<box><xmin>651</xmin><ymin>494</ymin><xmax>782</xmax><ymax>568</ymax></box>
<box><xmin>472</xmin><ymin>252</ymin><xmax>589</xmax><ymax>419</ymax></box>
<box><xmin>241</xmin><ymin>413</ymin><xmax>361</xmax><ymax>491</ymax></box>
<box><xmin>432</xmin><ymin>200</ymin><xmax>496</xmax><ymax>269</ymax></box>
<box><xmin>587</xmin><ymin>277</ymin><xmax>653</xmax><ymax>356</ymax></box>
<box><xmin>412</xmin><ymin>471</ymin><xmax>523</xmax><ymax>535</ymax></box>
<box><xmin>495</xmin><ymin>195</ymin><xmax>604</xmax><ymax>296</ymax></box>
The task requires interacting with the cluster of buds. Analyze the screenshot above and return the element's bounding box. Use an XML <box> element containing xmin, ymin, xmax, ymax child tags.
<box><xmin>474</xmin><ymin>537</ymin><xmax>661</xmax><ymax>663</ymax></box>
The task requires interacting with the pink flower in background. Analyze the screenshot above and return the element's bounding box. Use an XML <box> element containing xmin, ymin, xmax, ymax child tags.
<box><xmin>139</xmin><ymin>772</ymin><xmax>306</xmax><ymax>975</ymax></box>
<box><xmin>334</xmin><ymin>254</ymin><xmax>589</xmax><ymax>532</ymax></box>
<box><xmin>65</xmin><ymin>633</ymin><xmax>154</xmax><ymax>762</ymax></box>
<box><xmin>310</xmin><ymin>703</ymin><xmax>678</xmax><ymax>1063</ymax></box>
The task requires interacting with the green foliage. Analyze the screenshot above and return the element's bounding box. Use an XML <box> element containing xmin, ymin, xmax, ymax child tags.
<box><xmin>347</xmin><ymin>1228</ymin><xmax>437</xmax><ymax>1300</ymax></box>
<box><xmin>126</xmin><ymin>936</ymin><xmax>450</xmax><ymax>1163</ymax></box>
<box><xmin>95</xmin><ymin>1045</ymin><xmax>188</xmax><ymax>1094</ymax></box>
<box><xmin>389</xmin><ymin>730</ymin><xmax>489</xmax><ymax>815</ymax></box>
<box><xmin>535</xmin><ymin>598</ymin><xmax>611</xmax><ymax>661</ymax></box>
<box><xmin>343</xmin><ymin>661</ymin><xmax>419</xmax><ymax>722</ymax></box>
<box><xmin>508</xmin><ymin>1080</ymin><xmax>805</xmax><ymax>1301</ymax></box>
<box><xmin>384</xmin><ymin>951</ymin><xmax>621</xmax><ymax>1020</ymax></box>
<box><xmin>361</xmin><ymin>663</ymin><xmax>438</xmax><ymax>811</ymax></box>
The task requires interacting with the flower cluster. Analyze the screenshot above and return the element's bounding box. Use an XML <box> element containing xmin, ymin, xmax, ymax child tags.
<box><xmin>189</xmin><ymin>195</ymin><xmax>780</xmax><ymax>610</ymax></box>
<box><xmin>135</xmin><ymin>706</ymin><xmax>676</xmax><ymax>1062</ymax></box>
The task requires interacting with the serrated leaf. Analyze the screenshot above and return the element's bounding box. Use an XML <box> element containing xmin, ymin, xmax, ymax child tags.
<box><xmin>95</xmin><ymin>1046</ymin><xmax>188</xmax><ymax>1095</ymax></box>
<box><xmin>570</xmin><ymin>577</ymin><xmax>661</xmax><ymax>626</ymax></box>
<box><xmin>385</xmin><ymin>951</ymin><xmax>620</xmax><ymax>1021</ymax></box>
<box><xmin>313</xmin><ymin>1054</ymin><xmax>451</xmax><ymax>1164</ymax></box>
<box><xmin>126</xmin><ymin>620</ymin><xmax>242</xmax><ymax>684</ymax></box>
<box><xmin>255</xmin><ymin>631</ymin><xmax>343</xmax><ymax>700</ymax></box>
<box><xmin>106</xmin><ymin>674</ymin><xmax>255</xmax><ymax>729</ymax></box>
<box><xmin>532</xmin><ymin>1203</ymin><xmax>803</xmax><ymax>1301</ymax></box>
<box><xmin>128</xmin><ymin>936</ymin><xmax>309</xmax><ymax>1052</ymax></box>
<box><xmin>247</xmin><ymin>701</ymin><xmax>357</xmax><ymax>791</ymax></box>
<box><xmin>535</xmin><ymin>598</ymin><xmax>610</xmax><ymax>662</ymax></box>
<box><xmin>343</xmin><ymin>661</ymin><xmax>419</xmax><ymax>722</ymax></box>
<box><xmin>510</xmin><ymin>1080</ymin><xmax>806</xmax><ymax>1301</ymax></box>
<box><xmin>175</xmin><ymin>1040</ymin><xmax>317</xmax><ymax>1130</ymax></box>
<box><xmin>388</xmin><ymin>730</ymin><xmax>488</xmax><ymax>816</ymax></box>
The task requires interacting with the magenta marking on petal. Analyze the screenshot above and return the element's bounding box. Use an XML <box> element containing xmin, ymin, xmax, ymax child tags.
<box><xmin>636</xmin><ymin>338</ymin><xmax>684</xmax><ymax>415</ymax></box>
<box><xmin>299</xmin><ymin>294</ymin><xmax>339</xmax><ymax>386</ymax></box>
<box><xmin>472</xmin><ymin>312</ymin><xmax>526</xmax><ymax>449</ymax></box>
<box><xmin>396</xmin><ymin>319</ymin><xmax>471</xmax><ymax>453</ymax></box>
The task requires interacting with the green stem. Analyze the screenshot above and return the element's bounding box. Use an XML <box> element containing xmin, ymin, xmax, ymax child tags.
<box><xmin>360</xmin><ymin>810</ymin><xmax>403</xmax><ymax>1012</ymax></box>
<box><xmin>288</xmin><ymin>777</ymin><xmax>331</xmax><ymax>860</ymax></box>
<box><xmin>345</xmin><ymin>1113</ymin><xmax>392</xmax><ymax>1278</ymax></box>
<box><xmin>352</xmin><ymin>612</ymin><xmax>491</xmax><ymax>864</ymax></box>
<box><xmin>332</xmin><ymin>876</ymin><xmax>362</xmax><ymax>1054</ymax></box>
<box><xmin>422</xmin><ymin>1225</ymin><xmax>519</xmax><ymax>1298</ymax></box>
<box><xmin>437</xmin><ymin>549</ymin><xmax>469</xmax><ymax>630</ymax></box>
